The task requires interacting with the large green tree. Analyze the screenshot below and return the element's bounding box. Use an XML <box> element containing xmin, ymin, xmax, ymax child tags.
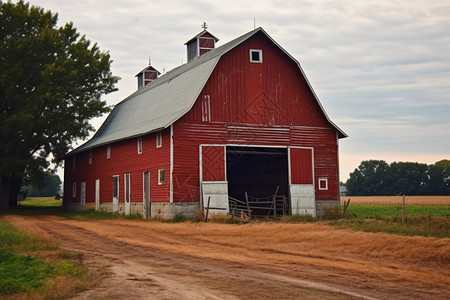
<box><xmin>0</xmin><ymin>1</ymin><xmax>119</xmax><ymax>209</ymax></box>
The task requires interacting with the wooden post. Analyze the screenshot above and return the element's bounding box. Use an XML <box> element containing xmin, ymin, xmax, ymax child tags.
<box><xmin>245</xmin><ymin>192</ymin><xmax>251</xmax><ymax>218</ymax></box>
<box><xmin>204</xmin><ymin>196</ymin><xmax>211</xmax><ymax>222</ymax></box>
<box><xmin>402</xmin><ymin>194</ymin><xmax>405</xmax><ymax>224</ymax></box>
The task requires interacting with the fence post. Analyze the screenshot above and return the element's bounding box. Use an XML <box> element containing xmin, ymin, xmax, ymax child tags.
<box><xmin>402</xmin><ymin>194</ymin><xmax>405</xmax><ymax>224</ymax></box>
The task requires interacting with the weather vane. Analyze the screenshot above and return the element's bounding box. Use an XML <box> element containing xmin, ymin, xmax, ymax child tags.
<box><xmin>202</xmin><ymin>22</ymin><xmax>207</xmax><ymax>30</ymax></box>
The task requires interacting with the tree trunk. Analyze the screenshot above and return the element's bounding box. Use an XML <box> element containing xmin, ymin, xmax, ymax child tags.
<box><xmin>0</xmin><ymin>174</ymin><xmax>21</xmax><ymax>210</ymax></box>
<box><xmin>0</xmin><ymin>176</ymin><xmax>11</xmax><ymax>210</ymax></box>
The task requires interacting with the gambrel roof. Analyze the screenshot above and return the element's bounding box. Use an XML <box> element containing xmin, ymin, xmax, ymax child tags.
<box><xmin>70</xmin><ymin>27</ymin><xmax>346</xmax><ymax>155</ymax></box>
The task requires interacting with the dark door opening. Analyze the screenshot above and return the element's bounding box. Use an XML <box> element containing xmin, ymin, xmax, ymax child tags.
<box><xmin>226</xmin><ymin>146</ymin><xmax>289</xmax><ymax>217</ymax></box>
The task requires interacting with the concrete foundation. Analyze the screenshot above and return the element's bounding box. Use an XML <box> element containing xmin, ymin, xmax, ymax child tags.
<box><xmin>66</xmin><ymin>201</ymin><xmax>200</xmax><ymax>219</ymax></box>
<box><xmin>315</xmin><ymin>200</ymin><xmax>340</xmax><ymax>217</ymax></box>
<box><xmin>66</xmin><ymin>199</ymin><xmax>339</xmax><ymax>219</ymax></box>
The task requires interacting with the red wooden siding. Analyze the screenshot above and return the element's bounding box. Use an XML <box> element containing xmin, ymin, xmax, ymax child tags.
<box><xmin>65</xmin><ymin>128</ymin><xmax>171</xmax><ymax>206</ymax></box>
<box><xmin>290</xmin><ymin>148</ymin><xmax>313</xmax><ymax>184</ymax></box>
<box><xmin>172</xmin><ymin>31</ymin><xmax>340</xmax><ymax>202</ymax></box>
<box><xmin>201</xmin><ymin>146</ymin><xmax>226</xmax><ymax>181</ymax></box>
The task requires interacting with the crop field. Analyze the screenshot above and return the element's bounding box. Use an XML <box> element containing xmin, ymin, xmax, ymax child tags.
<box><xmin>340</xmin><ymin>195</ymin><xmax>450</xmax><ymax>206</ymax></box>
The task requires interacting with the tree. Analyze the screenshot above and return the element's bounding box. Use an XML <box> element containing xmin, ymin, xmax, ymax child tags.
<box><xmin>345</xmin><ymin>160</ymin><xmax>390</xmax><ymax>195</ymax></box>
<box><xmin>0</xmin><ymin>1</ymin><xmax>119</xmax><ymax>209</ymax></box>
<box><xmin>385</xmin><ymin>162</ymin><xmax>428</xmax><ymax>195</ymax></box>
<box><xmin>26</xmin><ymin>172</ymin><xmax>61</xmax><ymax>197</ymax></box>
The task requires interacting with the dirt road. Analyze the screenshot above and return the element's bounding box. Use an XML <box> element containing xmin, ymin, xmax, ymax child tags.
<box><xmin>4</xmin><ymin>215</ymin><xmax>449</xmax><ymax>299</ymax></box>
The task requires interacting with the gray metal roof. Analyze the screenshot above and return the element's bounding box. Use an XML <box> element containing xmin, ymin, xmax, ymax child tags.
<box><xmin>70</xmin><ymin>27</ymin><xmax>346</xmax><ymax>155</ymax></box>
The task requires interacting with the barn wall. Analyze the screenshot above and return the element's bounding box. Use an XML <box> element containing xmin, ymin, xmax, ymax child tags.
<box><xmin>172</xmin><ymin>123</ymin><xmax>339</xmax><ymax>203</ymax></box>
<box><xmin>64</xmin><ymin>128</ymin><xmax>171</xmax><ymax>212</ymax></box>
<box><xmin>172</xmin><ymin>31</ymin><xmax>340</xmax><ymax>204</ymax></box>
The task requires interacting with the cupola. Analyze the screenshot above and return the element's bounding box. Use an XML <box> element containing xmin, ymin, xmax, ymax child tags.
<box><xmin>136</xmin><ymin>58</ymin><xmax>161</xmax><ymax>90</ymax></box>
<box><xmin>185</xmin><ymin>22</ymin><xmax>219</xmax><ymax>62</ymax></box>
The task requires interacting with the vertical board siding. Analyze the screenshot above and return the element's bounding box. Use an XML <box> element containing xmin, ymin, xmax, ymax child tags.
<box><xmin>173</xmin><ymin>32</ymin><xmax>340</xmax><ymax>203</ymax></box>
<box><xmin>65</xmin><ymin>128</ymin><xmax>171</xmax><ymax>206</ymax></box>
<box><xmin>201</xmin><ymin>146</ymin><xmax>226</xmax><ymax>181</ymax></box>
<box><xmin>290</xmin><ymin>148</ymin><xmax>313</xmax><ymax>184</ymax></box>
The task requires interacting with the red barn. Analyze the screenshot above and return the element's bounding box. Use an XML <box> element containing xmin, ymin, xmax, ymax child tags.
<box><xmin>64</xmin><ymin>27</ymin><xmax>347</xmax><ymax>218</ymax></box>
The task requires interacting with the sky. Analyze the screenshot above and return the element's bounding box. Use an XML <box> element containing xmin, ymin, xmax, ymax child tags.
<box><xmin>30</xmin><ymin>0</ymin><xmax>450</xmax><ymax>181</ymax></box>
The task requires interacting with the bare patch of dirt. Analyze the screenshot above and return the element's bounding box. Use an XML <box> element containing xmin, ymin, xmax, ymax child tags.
<box><xmin>3</xmin><ymin>215</ymin><xmax>449</xmax><ymax>299</ymax></box>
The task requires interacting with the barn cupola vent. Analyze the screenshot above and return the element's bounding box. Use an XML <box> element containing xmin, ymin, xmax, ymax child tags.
<box><xmin>185</xmin><ymin>22</ymin><xmax>219</xmax><ymax>63</ymax></box>
<box><xmin>135</xmin><ymin>57</ymin><xmax>161</xmax><ymax>90</ymax></box>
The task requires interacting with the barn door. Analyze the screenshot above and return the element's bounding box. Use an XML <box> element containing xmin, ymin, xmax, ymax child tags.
<box><xmin>95</xmin><ymin>179</ymin><xmax>100</xmax><ymax>211</ymax></box>
<box><xmin>124</xmin><ymin>173</ymin><xmax>131</xmax><ymax>215</ymax></box>
<box><xmin>143</xmin><ymin>171</ymin><xmax>151</xmax><ymax>219</ymax></box>
<box><xmin>80</xmin><ymin>182</ymin><xmax>86</xmax><ymax>209</ymax></box>
<box><xmin>112</xmin><ymin>175</ymin><xmax>119</xmax><ymax>213</ymax></box>
<box><xmin>200</xmin><ymin>145</ymin><xmax>229</xmax><ymax>215</ymax></box>
<box><xmin>289</xmin><ymin>147</ymin><xmax>316</xmax><ymax>217</ymax></box>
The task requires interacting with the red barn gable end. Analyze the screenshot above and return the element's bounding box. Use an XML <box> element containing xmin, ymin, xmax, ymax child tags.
<box><xmin>64</xmin><ymin>27</ymin><xmax>347</xmax><ymax>218</ymax></box>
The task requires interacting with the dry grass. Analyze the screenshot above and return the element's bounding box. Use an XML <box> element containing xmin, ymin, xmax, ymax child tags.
<box><xmin>4</xmin><ymin>215</ymin><xmax>450</xmax><ymax>299</ymax></box>
<box><xmin>341</xmin><ymin>195</ymin><xmax>450</xmax><ymax>206</ymax></box>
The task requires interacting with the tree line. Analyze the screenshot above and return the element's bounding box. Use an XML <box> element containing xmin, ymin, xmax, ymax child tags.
<box><xmin>345</xmin><ymin>160</ymin><xmax>450</xmax><ymax>196</ymax></box>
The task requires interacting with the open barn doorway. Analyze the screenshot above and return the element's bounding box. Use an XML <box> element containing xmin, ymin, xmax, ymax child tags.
<box><xmin>226</xmin><ymin>146</ymin><xmax>289</xmax><ymax>217</ymax></box>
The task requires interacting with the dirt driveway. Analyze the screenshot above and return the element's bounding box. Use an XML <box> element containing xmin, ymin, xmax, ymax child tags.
<box><xmin>4</xmin><ymin>215</ymin><xmax>449</xmax><ymax>299</ymax></box>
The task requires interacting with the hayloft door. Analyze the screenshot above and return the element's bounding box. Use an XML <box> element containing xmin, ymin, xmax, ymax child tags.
<box><xmin>112</xmin><ymin>175</ymin><xmax>119</xmax><ymax>213</ymax></box>
<box><xmin>289</xmin><ymin>147</ymin><xmax>316</xmax><ymax>217</ymax></box>
<box><xmin>143</xmin><ymin>171</ymin><xmax>151</xmax><ymax>219</ymax></box>
<box><xmin>200</xmin><ymin>145</ymin><xmax>229</xmax><ymax>215</ymax></box>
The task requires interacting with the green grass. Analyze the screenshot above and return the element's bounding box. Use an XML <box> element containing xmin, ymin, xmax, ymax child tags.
<box><xmin>332</xmin><ymin>205</ymin><xmax>450</xmax><ymax>238</ymax></box>
<box><xmin>0</xmin><ymin>219</ymin><xmax>92</xmax><ymax>297</ymax></box>
<box><xmin>18</xmin><ymin>197</ymin><xmax>62</xmax><ymax>208</ymax></box>
<box><xmin>345</xmin><ymin>205</ymin><xmax>450</xmax><ymax>219</ymax></box>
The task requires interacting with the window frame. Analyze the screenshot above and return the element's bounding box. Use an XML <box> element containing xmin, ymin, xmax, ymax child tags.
<box><xmin>250</xmin><ymin>49</ymin><xmax>263</xmax><ymax>63</ymax></box>
<box><xmin>107</xmin><ymin>145</ymin><xmax>111</xmax><ymax>160</ymax></box>
<box><xmin>158</xmin><ymin>168</ymin><xmax>165</xmax><ymax>185</ymax></box>
<box><xmin>137</xmin><ymin>137</ymin><xmax>143</xmax><ymax>154</ymax></box>
<box><xmin>156</xmin><ymin>131</ymin><xmax>162</xmax><ymax>148</ymax></box>
<box><xmin>89</xmin><ymin>150</ymin><xmax>92</xmax><ymax>165</ymax></box>
<box><xmin>318</xmin><ymin>178</ymin><xmax>328</xmax><ymax>190</ymax></box>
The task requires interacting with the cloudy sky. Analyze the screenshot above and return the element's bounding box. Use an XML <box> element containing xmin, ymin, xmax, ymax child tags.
<box><xmin>31</xmin><ymin>0</ymin><xmax>450</xmax><ymax>181</ymax></box>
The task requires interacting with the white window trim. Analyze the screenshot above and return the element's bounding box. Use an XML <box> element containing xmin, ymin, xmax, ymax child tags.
<box><xmin>201</xmin><ymin>95</ymin><xmax>211</xmax><ymax>122</ymax></box>
<box><xmin>318</xmin><ymin>178</ymin><xmax>328</xmax><ymax>190</ymax></box>
<box><xmin>158</xmin><ymin>168</ymin><xmax>165</xmax><ymax>185</ymax></box>
<box><xmin>250</xmin><ymin>49</ymin><xmax>263</xmax><ymax>63</ymax></box>
<box><xmin>137</xmin><ymin>137</ymin><xmax>143</xmax><ymax>154</ymax></box>
<box><xmin>107</xmin><ymin>145</ymin><xmax>111</xmax><ymax>160</ymax></box>
<box><xmin>72</xmin><ymin>182</ymin><xmax>76</xmax><ymax>197</ymax></box>
<box><xmin>156</xmin><ymin>131</ymin><xmax>162</xmax><ymax>148</ymax></box>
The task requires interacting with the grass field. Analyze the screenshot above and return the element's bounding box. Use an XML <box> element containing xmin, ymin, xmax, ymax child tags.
<box><xmin>0</xmin><ymin>217</ymin><xmax>102</xmax><ymax>299</ymax></box>
<box><xmin>341</xmin><ymin>195</ymin><xmax>450</xmax><ymax>206</ymax></box>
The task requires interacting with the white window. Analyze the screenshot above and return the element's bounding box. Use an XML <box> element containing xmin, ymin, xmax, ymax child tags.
<box><xmin>250</xmin><ymin>49</ymin><xmax>263</xmax><ymax>63</ymax></box>
<box><xmin>201</xmin><ymin>95</ymin><xmax>211</xmax><ymax>122</ymax></box>
<box><xmin>318</xmin><ymin>178</ymin><xmax>328</xmax><ymax>190</ymax></box>
<box><xmin>158</xmin><ymin>168</ymin><xmax>165</xmax><ymax>185</ymax></box>
<box><xmin>72</xmin><ymin>182</ymin><xmax>77</xmax><ymax>197</ymax></box>
<box><xmin>156</xmin><ymin>131</ymin><xmax>162</xmax><ymax>148</ymax></box>
<box><xmin>107</xmin><ymin>145</ymin><xmax>111</xmax><ymax>160</ymax></box>
<box><xmin>89</xmin><ymin>151</ymin><xmax>92</xmax><ymax>165</ymax></box>
<box><xmin>137</xmin><ymin>137</ymin><xmax>143</xmax><ymax>154</ymax></box>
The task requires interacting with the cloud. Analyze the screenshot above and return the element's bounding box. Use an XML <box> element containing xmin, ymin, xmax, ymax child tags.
<box><xmin>27</xmin><ymin>0</ymin><xmax>450</xmax><ymax>178</ymax></box>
